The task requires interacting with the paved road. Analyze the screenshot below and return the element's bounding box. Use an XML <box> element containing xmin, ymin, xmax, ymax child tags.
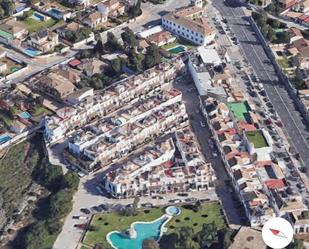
<box><xmin>53</xmin><ymin>174</ymin><xmax>218</xmax><ymax>249</ymax></box>
<box><xmin>100</xmin><ymin>0</ymin><xmax>190</xmax><ymax>42</ymax></box>
<box><xmin>212</xmin><ymin>0</ymin><xmax>309</xmax><ymax>168</ymax></box>
<box><xmin>174</xmin><ymin>77</ymin><xmax>244</xmax><ymax>226</ymax></box>
<box><xmin>0</xmin><ymin>45</ymin><xmax>77</xmax><ymax>86</ymax></box>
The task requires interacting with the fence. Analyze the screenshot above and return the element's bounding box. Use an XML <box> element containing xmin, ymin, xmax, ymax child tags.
<box><xmin>249</xmin><ymin>16</ymin><xmax>309</xmax><ymax>123</ymax></box>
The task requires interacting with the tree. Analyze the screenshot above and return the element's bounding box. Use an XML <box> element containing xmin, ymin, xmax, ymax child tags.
<box><xmin>121</xmin><ymin>28</ymin><xmax>138</xmax><ymax>48</ymax></box>
<box><xmin>110</xmin><ymin>58</ymin><xmax>122</xmax><ymax>75</ymax></box>
<box><xmin>128</xmin><ymin>0</ymin><xmax>142</xmax><ymax>18</ymax></box>
<box><xmin>266</xmin><ymin>28</ymin><xmax>276</xmax><ymax>42</ymax></box>
<box><xmin>0</xmin><ymin>0</ymin><xmax>15</xmax><ymax>18</ymax></box>
<box><xmin>128</xmin><ymin>49</ymin><xmax>143</xmax><ymax>72</ymax></box>
<box><xmin>49</xmin><ymin>189</ymin><xmax>73</xmax><ymax>218</ymax></box>
<box><xmin>272</xmin><ymin>19</ymin><xmax>281</xmax><ymax>29</ymax></box>
<box><xmin>25</xmin><ymin>221</ymin><xmax>49</xmax><ymax>249</ymax></box>
<box><xmin>26</xmin><ymin>0</ymin><xmax>39</xmax><ymax>5</ymax></box>
<box><xmin>142</xmin><ymin>239</ymin><xmax>160</xmax><ymax>249</ymax></box>
<box><xmin>33</xmin><ymin>161</ymin><xmax>63</xmax><ymax>192</ymax></box>
<box><xmin>46</xmin><ymin>218</ymin><xmax>62</xmax><ymax>234</ymax></box>
<box><xmin>94</xmin><ymin>39</ymin><xmax>104</xmax><ymax>55</ymax></box>
<box><xmin>62</xmin><ymin>171</ymin><xmax>80</xmax><ymax>190</ymax></box>
<box><xmin>281</xmin><ymin>31</ymin><xmax>290</xmax><ymax>43</ymax></box>
<box><xmin>0</xmin><ymin>7</ymin><xmax>5</xmax><ymax>19</ymax></box>
<box><xmin>288</xmin><ymin>239</ymin><xmax>305</xmax><ymax>249</ymax></box>
<box><xmin>132</xmin><ymin>196</ymin><xmax>140</xmax><ymax>215</ymax></box>
<box><xmin>173</xmin><ymin>227</ymin><xmax>199</xmax><ymax>249</ymax></box>
<box><xmin>144</xmin><ymin>44</ymin><xmax>161</xmax><ymax>69</ymax></box>
<box><xmin>197</xmin><ymin>222</ymin><xmax>218</xmax><ymax>248</ymax></box>
<box><xmin>105</xmin><ymin>32</ymin><xmax>123</xmax><ymax>51</ymax></box>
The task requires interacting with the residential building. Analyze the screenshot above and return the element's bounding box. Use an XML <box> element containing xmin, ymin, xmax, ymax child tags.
<box><xmin>68</xmin><ymin>0</ymin><xmax>90</xmax><ymax>7</ymax></box>
<box><xmin>0</xmin><ymin>18</ymin><xmax>28</xmax><ymax>41</ymax></box>
<box><xmin>44</xmin><ymin>58</ymin><xmax>185</xmax><ymax>143</ymax></box>
<box><xmin>101</xmin><ymin>128</ymin><xmax>216</xmax><ymax>198</ymax></box>
<box><xmin>147</xmin><ymin>30</ymin><xmax>176</xmax><ymax>47</ymax></box>
<box><xmin>190</xmin><ymin>46</ymin><xmax>307</xmax><ymax>226</ymax></box>
<box><xmin>37</xmin><ymin>72</ymin><xmax>76</xmax><ymax>99</ymax></box>
<box><xmin>278</xmin><ymin>0</ymin><xmax>299</xmax><ymax>9</ymax></box>
<box><xmin>83</xmin><ymin>11</ymin><xmax>108</xmax><ymax>28</ymax></box>
<box><xmin>98</xmin><ymin>0</ymin><xmax>126</xmax><ymax>17</ymax></box>
<box><xmin>162</xmin><ymin>6</ymin><xmax>215</xmax><ymax>46</ymax></box>
<box><xmin>27</xmin><ymin>29</ymin><xmax>59</xmax><ymax>53</ymax></box>
<box><xmin>77</xmin><ymin>58</ymin><xmax>108</xmax><ymax>77</ymax></box>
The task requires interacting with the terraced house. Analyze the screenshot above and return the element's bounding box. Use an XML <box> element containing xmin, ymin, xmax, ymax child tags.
<box><xmin>188</xmin><ymin>48</ymin><xmax>307</xmax><ymax>226</ymax></box>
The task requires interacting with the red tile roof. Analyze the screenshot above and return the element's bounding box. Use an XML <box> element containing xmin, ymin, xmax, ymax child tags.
<box><xmin>68</xmin><ymin>59</ymin><xmax>81</xmax><ymax>67</ymax></box>
<box><xmin>238</xmin><ymin>121</ymin><xmax>256</xmax><ymax>131</ymax></box>
<box><xmin>265</xmin><ymin>179</ymin><xmax>286</xmax><ymax>189</ymax></box>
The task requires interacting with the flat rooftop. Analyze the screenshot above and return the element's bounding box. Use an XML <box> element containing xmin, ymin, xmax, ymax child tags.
<box><xmin>245</xmin><ymin>130</ymin><xmax>268</xmax><ymax>149</ymax></box>
<box><xmin>227</xmin><ymin>101</ymin><xmax>251</xmax><ymax>122</ymax></box>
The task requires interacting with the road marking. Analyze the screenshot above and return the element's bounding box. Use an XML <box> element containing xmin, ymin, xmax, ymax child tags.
<box><xmin>231</xmin><ymin>16</ymin><xmax>309</xmax><ymax>152</ymax></box>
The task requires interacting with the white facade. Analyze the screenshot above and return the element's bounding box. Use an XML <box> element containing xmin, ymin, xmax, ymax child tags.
<box><xmin>161</xmin><ymin>17</ymin><xmax>215</xmax><ymax>46</ymax></box>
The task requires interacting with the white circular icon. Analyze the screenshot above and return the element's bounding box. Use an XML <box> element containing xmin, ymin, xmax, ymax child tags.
<box><xmin>262</xmin><ymin>217</ymin><xmax>294</xmax><ymax>249</ymax></box>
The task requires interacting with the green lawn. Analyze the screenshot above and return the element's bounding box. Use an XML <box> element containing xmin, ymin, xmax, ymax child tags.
<box><xmin>166</xmin><ymin>202</ymin><xmax>226</xmax><ymax>234</ymax></box>
<box><xmin>227</xmin><ymin>101</ymin><xmax>251</xmax><ymax>122</ymax></box>
<box><xmin>82</xmin><ymin>202</ymin><xmax>225</xmax><ymax>248</ymax></box>
<box><xmin>20</xmin><ymin>15</ymin><xmax>57</xmax><ymax>33</ymax></box>
<box><xmin>245</xmin><ymin>130</ymin><xmax>268</xmax><ymax>148</ymax></box>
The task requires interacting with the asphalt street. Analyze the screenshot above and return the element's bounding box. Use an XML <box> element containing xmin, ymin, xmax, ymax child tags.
<box><xmin>212</xmin><ymin>0</ymin><xmax>309</xmax><ymax>168</ymax></box>
<box><xmin>174</xmin><ymin>77</ymin><xmax>245</xmax><ymax>226</ymax></box>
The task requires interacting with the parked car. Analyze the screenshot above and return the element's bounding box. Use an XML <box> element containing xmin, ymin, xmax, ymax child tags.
<box><xmin>80</xmin><ymin>208</ymin><xmax>91</xmax><ymax>215</ymax></box>
<box><xmin>141</xmin><ymin>203</ymin><xmax>153</xmax><ymax>208</ymax></box>
<box><xmin>212</xmin><ymin>152</ymin><xmax>218</xmax><ymax>157</ymax></box>
<box><xmin>169</xmin><ymin>199</ymin><xmax>182</xmax><ymax>203</ymax></box>
<box><xmin>185</xmin><ymin>197</ymin><xmax>198</xmax><ymax>202</ymax></box>
<box><xmin>98</xmin><ymin>204</ymin><xmax>108</xmax><ymax>211</ymax></box>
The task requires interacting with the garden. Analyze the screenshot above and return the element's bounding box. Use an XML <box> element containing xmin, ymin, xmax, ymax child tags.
<box><xmin>17</xmin><ymin>10</ymin><xmax>58</xmax><ymax>33</ymax></box>
<box><xmin>82</xmin><ymin>201</ymin><xmax>229</xmax><ymax>249</ymax></box>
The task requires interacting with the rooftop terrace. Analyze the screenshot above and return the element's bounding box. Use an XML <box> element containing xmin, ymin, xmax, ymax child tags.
<box><xmin>227</xmin><ymin>101</ymin><xmax>251</xmax><ymax>122</ymax></box>
<box><xmin>245</xmin><ymin>130</ymin><xmax>268</xmax><ymax>149</ymax></box>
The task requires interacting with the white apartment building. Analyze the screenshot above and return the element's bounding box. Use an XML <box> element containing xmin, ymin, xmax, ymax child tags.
<box><xmin>44</xmin><ymin>58</ymin><xmax>185</xmax><ymax>143</ymax></box>
<box><xmin>161</xmin><ymin>6</ymin><xmax>215</xmax><ymax>46</ymax></box>
<box><xmin>101</xmin><ymin>130</ymin><xmax>216</xmax><ymax>198</ymax></box>
<box><xmin>82</xmin><ymin>101</ymin><xmax>188</xmax><ymax>166</ymax></box>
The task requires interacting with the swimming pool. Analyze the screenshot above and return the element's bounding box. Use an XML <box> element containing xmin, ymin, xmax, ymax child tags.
<box><xmin>0</xmin><ymin>134</ymin><xmax>11</xmax><ymax>145</ymax></box>
<box><xmin>19</xmin><ymin>111</ymin><xmax>32</xmax><ymax>119</ymax></box>
<box><xmin>168</xmin><ymin>46</ymin><xmax>186</xmax><ymax>54</ymax></box>
<box><xmin>48</xmin><ymin>8</ymin><xmax>63</xmax><ymax>19</ymax></box>
<box><xmin>107</xmin><ymin>216</ymin><xmax>170</xmax><ymax>249</ymax></box>
<box><xmin>31</xmin><ymin>12</ymin><xmax>46</xmax><ymax>21</ymax></box>
<box><xmin>166</xmin><ymin>206</ymin><xmax>181</xmax><ymax>216</ymax></box>
<box><xmin>25</xmin><ymin>47</ymin><xmax>41</xmax><ymax>57</ymax></box>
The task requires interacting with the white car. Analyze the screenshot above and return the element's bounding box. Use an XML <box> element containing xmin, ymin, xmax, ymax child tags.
<box><xmin>212</xmin><ymin>152</ymin><xmax>218</xmax><ymax>157</ymax></box>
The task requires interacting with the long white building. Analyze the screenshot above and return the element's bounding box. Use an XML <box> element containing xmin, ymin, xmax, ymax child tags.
<box><xmin>161</xmin><ymin>6</ymin><xmax>216</xmax><ymax>46</ymax></box>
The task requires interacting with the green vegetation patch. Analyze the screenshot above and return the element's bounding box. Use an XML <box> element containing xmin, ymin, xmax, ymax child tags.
<box><xmin>245</xmin><ymin>130</ymin><xmax>268</xmax><ymax>148</ymax></box>
<box><xmin>227</xmin><ymin>101</ymin><xmax>251</xmax><ymax>122</ymax></box>
<box><xmin>20</xmin><ymin>13</ymin><xmax>57</xmax><ymax>33</ymax></box>
<box><xmin>83</xmin><ymin>202</ymin><xmax>226</xmax><ymax>248</ymax></box>
<box><xmin>83</xmin><ymin>208</ymin><xmax>163</xmax><ymax>247</ymax></box>
<box><xmin>0</xmin><ymin>141</ymin><xmax>40</xmax><ymax>216</ymax></box>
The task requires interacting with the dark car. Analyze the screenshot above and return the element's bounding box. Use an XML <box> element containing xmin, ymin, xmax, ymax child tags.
<box><xmin>80</xmin><ymin>208</ymin><xmax>91</xmax><ymax>215</ymax></box>
<box><xmin>177</xmin><ymin>192</ymin><xmax>189</xmax><ymax>197</ymax></box>
<box><xmin>98</xmin><ymin>204</ymin><xmax>108</xmax><ymax>211</ymax></box>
